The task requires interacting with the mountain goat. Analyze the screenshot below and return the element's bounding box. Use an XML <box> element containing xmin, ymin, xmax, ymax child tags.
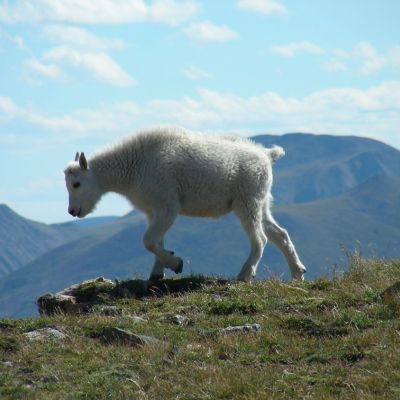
<box><xmin>64</xmin><ymin>126</ymin><xmax>306</xmax><ymax>282</ymax></box>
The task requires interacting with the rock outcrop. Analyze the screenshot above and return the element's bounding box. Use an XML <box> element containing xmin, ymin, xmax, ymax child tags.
<box><xmin>37</xmin><ymin>276</ymin><xmax>227</xmax><ymax>315</ymax></box>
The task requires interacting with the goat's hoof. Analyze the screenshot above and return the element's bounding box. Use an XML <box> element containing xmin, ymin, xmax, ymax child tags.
<box><xmin>175</xmin><ymin>259</ymin><xmax>183</xmax><ymax>274</ymax></box>
<box><xmin>293</xmin><ymin>273</ymin><xmax>305</xmax><ymax>281</ymax></box>
<box><xmin>293</xmin><ymin>265</ymin><xmax>306</xmax><ymax>280</ymax></box>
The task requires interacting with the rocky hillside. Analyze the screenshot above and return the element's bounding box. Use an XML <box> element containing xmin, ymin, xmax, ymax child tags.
<box><xmin>0</xmin><ymin>259</ymin><xmax>399</xmax><ymax>399</ymax></box>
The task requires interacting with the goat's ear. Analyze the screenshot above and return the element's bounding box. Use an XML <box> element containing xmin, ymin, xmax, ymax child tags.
<box><xmin>79</xmin><ymin>152</ymin><xmax>88</xmax><ymax>170</ymax></box>
<box><xmin>75</xmin><ymin>152</ymin><xmax>79</xmax><ymax>162</ymax></box>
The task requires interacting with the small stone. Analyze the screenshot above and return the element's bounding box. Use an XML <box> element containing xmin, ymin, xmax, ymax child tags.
<box><xmin>99</xmin><ymin>327</ymin><xmax>161</xmax><ymax>347</ymax></box>
<box><xmin>24</xmin><ymin>327</ymin><xmax>67</xmax><ymax>341</ymax></box>
<box><xmin>167</xmin><ymin>314</ymin><xmax>191</xmax><ymax>326</ymax></box>
<box><xmin>2</xmin><ymin>361</ymin><xmax>13</xmax><ymax>367</ymax></box>
<box><xmin>221</xmin><ymin>323</ymin><xmax>261</xmax><ymax>334</ymax></box>
<box><xmin>42</xmin><ymin>374</ymin><xmax>60</xmax><ymax>383</ymax></box>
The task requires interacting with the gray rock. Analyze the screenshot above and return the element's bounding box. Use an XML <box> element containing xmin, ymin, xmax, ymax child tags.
<box><xmin>37</xmin><ymin>276</ymin><xmax>116</xmax><ymax>315</ymax></box>
<box><xmin>24</xmin><ymin>327</ymin><xmax>67</xmax><ymax>341</ymax></box>
<box><xmin>381</xmin><ymin>281</ymin><xmax>400</xmax><ymax>301</ymax></box>
<box><xmin>41</xmin><ymin>374</ymin><xmax>60</xmax><ymax>383</ymax></box>
<box><xmin>221</xmin><ymin>323</ymin><xmax>261</xmax><ymax>334</ymax></box>
<box><xmin>167</xmin><ymin>314</ymin><xmax>191</xmax><ymax>326</ymax></box>
<box><xmin>99</xmin><ymin>327</ymin><xmax>161</xmax><ymax>347</ymax></box>
<box><xmin>37</xmin><ymin>293</ymin><xmax>77</xmax><ymax>315</ymax></box>
<box><xmin>61</xmin><ymin>277</ymin><xmax>115</xmax><ymax>297</ymax></box>
<box><xmin>90</xmin><ymin>305</ymin><xmax>123</xmax><ymax>316</ymax></box>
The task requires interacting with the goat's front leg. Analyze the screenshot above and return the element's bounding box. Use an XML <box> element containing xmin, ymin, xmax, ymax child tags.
<box><xmin>144</xmin><ymin>208</ymin><xmax>183</xmax><ymax>280</ymax></box>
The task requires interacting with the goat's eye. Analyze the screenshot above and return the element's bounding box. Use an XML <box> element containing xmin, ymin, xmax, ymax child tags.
<box><xmin>73</xmin><ymin>182</ymin><xmax>80</xmax><ymax>189</ymax></box>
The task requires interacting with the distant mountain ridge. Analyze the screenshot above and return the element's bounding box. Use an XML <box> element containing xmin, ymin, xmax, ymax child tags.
<box><xmin>0</xmin><ymin>204</ymin><xmax>84</xmax><ymax>279</ymax></box>
<box><xmin>1</xmin><ymin>132</ymin><xmax>399</xmax><ymax>317</ymax></box>
<box><xmin>253</xmin><ymin>133</ymin><xmax>400</xmax><ymax>203</ymax></box>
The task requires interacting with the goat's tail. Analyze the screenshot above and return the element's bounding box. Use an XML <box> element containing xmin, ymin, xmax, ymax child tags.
<box><xmin>267</xmin><ymin>145</ymin><xmax>285</xmax><ymax>162</ymax></box>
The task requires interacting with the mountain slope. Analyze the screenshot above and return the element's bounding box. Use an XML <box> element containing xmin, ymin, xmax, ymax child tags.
<box><xmin>2</xmin><ymin>175</ymin><xmax>399</xmax><ymax>317</ymax></box>
<box><xmin>254</xmin><ymin>133</ymin><xmax>400</xmax><ymax>203</ymax></box>
<box><xmin>0</xmin><ymin>204</ymin><xmax>85</xmax><ymax>279</ymax></box>
<box><xmin>274</xmin><ymin>174</ymin><xmax>400</xmax><ymax>273</ymax></box>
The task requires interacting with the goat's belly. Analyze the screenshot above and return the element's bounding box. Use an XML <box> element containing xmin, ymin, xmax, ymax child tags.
<box><xmin>180</xmin><ymin>207</ymin><xmax>230</xmax><ymax>218</ymax></box>
<box><xmin>180</xmin><ymin>196</ymin><xmax>232</xmax><ymax>218</ymax></box>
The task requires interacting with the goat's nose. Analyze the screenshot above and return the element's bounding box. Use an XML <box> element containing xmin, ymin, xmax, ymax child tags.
<box><xmin>69</xmin><ymin>208</ymin><xmax>75</xmax><ymax>216</ymax></box>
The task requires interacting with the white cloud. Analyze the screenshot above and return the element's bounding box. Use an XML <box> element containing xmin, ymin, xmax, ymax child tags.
<box><xmin>43</xmin><ymin>46</ymin><xmax>136</xmax><ymax>86</ymax></box>
<box><xmin>23</xmin><ymin>26</ymin><xmax>134</xmax><ymax>86</ymax></box>
<box><xmin>21</xmin><ymin>106</ymin><xmax>86</xmax><ymax>131</ymax></box>
<box><xmin>273</xmin><ymin>41</ymin><xmax>400</xmax><ymax>76</ymax></box>
<box><xmin>330</xmin><ymin>42</ymin><xmax>400</xmax><ymax>75</ymax></box>
<box><xmin>237</xmin><ymin>0</ymin><xmax>287</xmax><ymax>15</ymax></box>
<box><xmin>0</xmin><ymin>81</ymin><xmax>400</xmax><ymax>148</ymax></box>
<box><xmin>183</xmin><ymin>65</ymin><xmax>213</xmax><ymax>80</ymax></box>
<box><xmin>353</xmin><ymin>42</ymin><xmax>386</xmax><ymax>75</ymax></box>
<box><xmin>149</xmin><ymin>0</ymin><xmax>200</xmax><ymax>26</ymax></box>
<box><xmin>272</xmin><ymin>41</ymin><xmax>324</xmax><ymax>57</ymax></box>
<box><xmin>323</xmin><ymin>59</ymin><xmax>347</xmax><ymax>72</ymax></box>
<box><xmin>24</xmin><ymin>58</ymin><xmax>65</xmax><ymax>80</ymax></box>
<box><xmin>0</xmin><ymin>0</ymin><xmax>199</xmax><ymax>26</ymax></box>
<box><xmin>0</xmin><ymin>31</ymin><xmax>28</xmax><ymax>51</ymax></box>
<box><xmin>184</xmin><ymin>21</ymin><xmax>239</xmax><ymax>42</ymax></box>
<box><xmin>0</xmin><ymin>96</ymin><xmax>18</xmax><ymax>119</ymax></box>
<box><xmin>3</xmin><ymin>81</ymin><xmax>400</xmax><ymax>148</ymax></box>
<box><xmin>42</xmin><ymin>25</ymin><xmax>125</xmax><ymax>51</ymax></box>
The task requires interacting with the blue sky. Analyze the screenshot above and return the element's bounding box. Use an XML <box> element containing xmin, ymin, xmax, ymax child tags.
<box><xmin>1</xmin><ymin>0</ymin><xmax>399</xmax><ymax>223</ymax></box>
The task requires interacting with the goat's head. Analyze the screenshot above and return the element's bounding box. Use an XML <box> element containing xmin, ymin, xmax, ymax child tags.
<box><xmin>64</xmin><ymin>152</ymin><xmax>101</xmax><ymax>218</ymax></box>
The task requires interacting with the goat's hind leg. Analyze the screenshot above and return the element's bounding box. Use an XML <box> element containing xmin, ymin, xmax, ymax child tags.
<box><xmin>263</xmin><ymin>211</ymin><xmax>306</xmax><ymax>280</ymax></box>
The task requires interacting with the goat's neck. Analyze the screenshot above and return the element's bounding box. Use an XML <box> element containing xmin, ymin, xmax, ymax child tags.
<box><xmin>90</xmin><ymin>152</ymin><xmax>136</xmax><ymax>195</ymax></box>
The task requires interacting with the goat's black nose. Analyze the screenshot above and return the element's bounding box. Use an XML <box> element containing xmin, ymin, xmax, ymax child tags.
<box><xmin>69</xmin><ymin>209</ymin><xmax>75</xmax><ymax>216</ymax></box>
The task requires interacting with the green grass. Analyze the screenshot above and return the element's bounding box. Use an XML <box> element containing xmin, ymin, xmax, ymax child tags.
<box><xmin>1</xmin><ymin>258</ymin><xmax>400</xmax><ymax>399</ymax></box>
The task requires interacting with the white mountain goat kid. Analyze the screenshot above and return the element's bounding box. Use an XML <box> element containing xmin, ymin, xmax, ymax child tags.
<box><xmin>64</xmin><ymin>126</ymin><xmax>306</xmax><ymax>282</ymax></box>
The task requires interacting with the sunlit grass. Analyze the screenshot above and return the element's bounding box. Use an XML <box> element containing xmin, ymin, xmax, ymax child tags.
<box><xmin>1</xmin><ymin>259</ymin><xmax>400</xmax><ymax>399</ymax></box>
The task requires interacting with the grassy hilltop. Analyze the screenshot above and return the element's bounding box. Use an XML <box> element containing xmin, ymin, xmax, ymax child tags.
<box><xmin>1</xmin><ymin>258</ymin><xmax>400</xmax><ymax>399</ymax></box>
